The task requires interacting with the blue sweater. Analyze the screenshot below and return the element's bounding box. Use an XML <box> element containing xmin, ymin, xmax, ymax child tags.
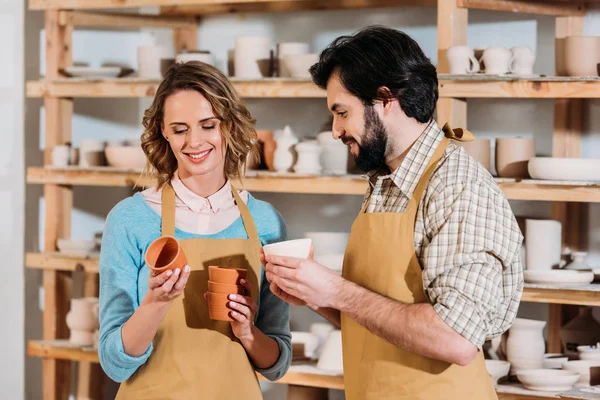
<box><xmin>98</xmin><ymin>192</ymin><xmax>292</xmax><ymax>383</ymax></box>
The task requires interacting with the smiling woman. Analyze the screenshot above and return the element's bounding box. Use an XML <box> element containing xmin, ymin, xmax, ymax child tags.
<box><xmin>98</xmin><ymin>61</ymin><xmax>291</xmax><ymax>400</ymax></box>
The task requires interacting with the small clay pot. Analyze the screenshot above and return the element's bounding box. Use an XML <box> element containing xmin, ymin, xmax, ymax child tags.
<box><xmin>564</xmin><ymin>36</ymin><xmax>600</xmax><ymax>77</ymax></box>
<box><xmin>461</xmin><ymin>139</ymin><xmax>491</xmax><ymax>171</ymax></box>
<box><xmin>495</xmin><ymin>137</ymin><xmax>535</xmax><ymax>178</ymax></box>
<box><xmin>208</xmin><ymin>280</ymin><xmax>244</xmax><ymax>295</ymax></box>
<box><xmin>257</xmin><ymin>130</ymin><xmax>276</xmax><ymax>171</ymax></box>
<box><xmin>145</xmin><ymin>236</ymin><xmax>187</xmax><ymax>273</ymax></box>
<box><xmin>208</xmin><ymin>265</ymin><xmax>247</xmax><ymax>285</ymax></box>
<box><xmin>207</xmin><ymin>292</ymin><xmax>233</xmax><ymax>321</ymax></box>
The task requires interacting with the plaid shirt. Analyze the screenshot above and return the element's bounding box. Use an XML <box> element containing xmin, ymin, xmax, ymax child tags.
<box><xmin>364</xmin><ymin>120</ymin><xmax>524</xmax><ymax>347</ymax></box>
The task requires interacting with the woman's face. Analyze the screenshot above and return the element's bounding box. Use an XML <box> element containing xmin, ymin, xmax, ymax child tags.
<box><xmin>162</xmin><ymin>90</ymin><xmax>226</xmax><ymax>181</ymax></box>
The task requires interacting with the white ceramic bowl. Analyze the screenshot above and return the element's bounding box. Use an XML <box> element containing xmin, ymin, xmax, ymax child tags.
<box><xmin>304</xmin><ymin>232</ymin><xmax>349</xmax><ymax>256</ymax></box>
<box><xmin>528</xmin><ymin>157</ymin><xmax>600</xmax><ymax>182</ymax></box>
<box><xmin>291</xmin><ymin>331</ymin><xmax>319</xmax><ymax>359</ymax></box>
<box><xmin>562</xmin><ymin>360</ymin><xmax>600</xmax><ymax>387</ymax></box>
<box><xmin>283</xmin><ymin>53</ymin><xmax>319</xmax><ymax>78</ymax></box>
<box><xmin>57</xmin><ymin>239</ymin><xmax>98</xmax><ymax>256</ymax></box>
<box><xmin>317</xmin><ymin>330</ymin><xmax>343</xmax><ymax>374</ymax></box>
<box><xmin>516</xmin><ymin>369</ymin><xmax>580</xmax><ymax>391</ymax></box>
<box><xmin>543</xmin><ymin>354</ymin><xmax>569</xmax><ymax>369</ymax></box>
<box><xmin>263</xmin><ymin>238</ymin><xmax>312</xmax><ymax>259</ymax></box>
<box><xmin>524</xmin><ymin>270</ymin><xmax>594</xmax><ymax>285</ymax></box>
<box><xmin>581</xmin><ymin>352</ymin><xmax>600</xmax><ymax>362</ymax></box>
<box><xmin>105</xmin><ymin>146</ymin><xmax>147</xmax><ymax>169</ymax></box>
<box><xmin>578</xmin><ymin>344</ymin><xmax>600</xmax><ymax>353</ymax></box>
<box><xmin>485</xmin><ymin>360</ymin><xmax>511</xmax><ymax>384</ymax></box>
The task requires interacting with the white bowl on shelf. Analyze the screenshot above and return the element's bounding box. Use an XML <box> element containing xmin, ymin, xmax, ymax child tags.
<box><xmin>516</xmin><ymin>369</ymin><xmax>579</xmax><ymax>391</ymax></box>
<box><xmin>523</xmin><ymin>270</ymin><xmax>594</xmax><ymax>285</ymax></box>
<box><xmin>283</xmin><ymin>54</ymin><xmax>319</xmax><ymax>79</ymax></box>
<box><xmin>543</xmin><ymin>354</ymin><xmax>568</xmax><ymax>369</ymax></box>
<box><xmin>105</xmin><ymin>146</ymin><xmax>147</xmax><ymax>170</ymax></box>
<box><xmin>528</xmin><ymin>157</ymin><xmax>600</xmax><ymax>182</ymax></box>
<box><xmin>485</xmin><ymin>360</ymin><xmax>511</xmax><ymax>384</ymax></box>
<box><xmin>263</xmin><ymin>238</ymin><xmax>312</xmax><ymax>259</ymax></box>
<box><xmin>56</xmin><ymin>239</ymin><xmax>98</xmax><ymax>256</ymax></box>
<box><xmin>562</xmin><ymin>360</ymin><xmax>600</xmax><ymax>387</ymax></box>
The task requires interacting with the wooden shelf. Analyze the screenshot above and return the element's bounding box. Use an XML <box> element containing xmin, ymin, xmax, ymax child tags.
<box><xmin>27</xmin><ymin>76</ymin><xmax>600</xmax><ymax>99</ymax></box>
<box><xmin>25</xmin><ymin>252</ymin><xmax>99</xmax><ymax>273</ymax></box>
<box><xmin>27</xmin><ymin>167</ymin><xmax>600</xmax><ymax>202</ymax></box>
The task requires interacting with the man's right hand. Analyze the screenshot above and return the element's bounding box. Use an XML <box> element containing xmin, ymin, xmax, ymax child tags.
<box><xmin>261</xmin><ymin>246</ymin><xmax>309</xmax><ymax>307</ymax></box>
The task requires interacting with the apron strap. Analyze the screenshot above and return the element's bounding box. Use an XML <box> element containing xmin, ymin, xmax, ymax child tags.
<box><xmin>231</xmin><ymin>185</ymin><xmax>260</xmax><ymax>243</ymax></box>
<box><xmin>161</xmin><ymin>183</ymin><xmax>177</xmax><ymax>237</ymax></box>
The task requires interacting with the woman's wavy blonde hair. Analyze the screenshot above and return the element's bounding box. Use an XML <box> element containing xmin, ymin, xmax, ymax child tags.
<box><xmin>141</xmin><ymin>61</ymin><xmax>259</xmax><ymax>188</ymax></box>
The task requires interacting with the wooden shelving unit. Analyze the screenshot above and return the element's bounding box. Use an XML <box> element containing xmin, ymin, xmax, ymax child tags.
<box><xmin>26</xmin><ymin>0</ymin><xmax>598</xmax><ymax>399</ymax></box>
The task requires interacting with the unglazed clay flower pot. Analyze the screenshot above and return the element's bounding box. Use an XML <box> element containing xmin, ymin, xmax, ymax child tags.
<box><xmin>564</xmin><ymin>36</ymin><xmax>600</xmax><ymax>77</ymax></box>
<box><xmin>460</xmin><ymin>139</ymin><xmax>491</xmax><ymax>171</ymax></box>
<box><xmin>207</xmin><ymin>265</ymin><xmax>247</xmax><ymax>285</ymax></box>
<box><xmin>495</xmin><ymin>137</ymin><xmax>535</xmax><ymax>178</ymax></box>
<box><xmin>207</xmin><ymin>292</ymin><xmax>233</xmax><ymax>321</ymax></box>
<box><xmin>145</xmin><ymin>236</ymin><xmax>187</xmax><ymax>273</ymax></box>
<box><xmin>208</xmin><ymin>281</ymin><xmax>244</xmax><ymax>295</ymax></box>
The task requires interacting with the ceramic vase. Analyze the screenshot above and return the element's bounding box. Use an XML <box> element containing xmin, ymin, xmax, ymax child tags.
<box><xmin>525</xmin><ymin>219</ymin><xmax>562</xmax><ymax>270</ymax></box>
<box><xmin>495</xmin><ymin>137</ymin><xmax>535</xmax><ymax>178</ymax></box>
<box><xmin>564</xmin><ymin>36</ymin><xmax>600</xmax><ymax>77</ymax></box>
<box><xmin>294</xmin><ymin>140</ymin><xmax>322</xmax><ymax>175</ymax></box>
<box><xmin>273</xmin><ymin>126</ymin><xmax>299</xmax><ymax>173</ymax></box>
<box><xmin>561</xmin><ymin>307</ymin><xmax>600</xmax><ymax>356</ymax></box>
<box><xmin>506</xmin><ymin>318</ymin><xmax>546</xmax><ymax>376</ymax></box>
<box><xmin>66</xmin><ymin>297</ymin><xmax>99</xmax><ymax>346</ymax></box>
<box><xmin>234</xmin><ymin>36</ymin><xmax>271</xmax><ymax>79</ymax></box>
<box><xmin>460</xmin><ymin>139</ymin><xmax>491</xmax><ymax>171</ymax></box>
<box><xmin>138</xmin><ymin>45</ymin><xmax>172</xmax><ymax>79</ymax></box>
<box><xmin>317</xmin><ymin>131</ymin><xmax>348</xmax><ymax>175</ymax></box>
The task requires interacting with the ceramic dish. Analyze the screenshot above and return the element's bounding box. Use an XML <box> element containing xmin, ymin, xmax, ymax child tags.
<box><xmin>56</xmin><ymin>239</ymin><xmax>98</xmax><ymax>256</ymax></box>
<box><xmin>291</xmin><ymin>332</ymin><xmax>320</xmax><ymax>359</ymax></box>
<box><xmin>543</xmin><ymin>354</ymin><xmax>569</xmax><ymax>369</ymax></box>
<box><xmin>485</xmin><ymin>360</ymin><xmax>511</xmax><ymax>384</ymax></box>
<box><xmin>62</xmin><ymin>66</ymin><xmax>124</xmax><ymax>78</ymax></box>
<box><xmin>105</xmin><ymin>146</ymin><xmax>147</xmax><ymax>169</ymax></box>
<box><xmin>282</xmin><ymin>54</ymin><xmax>319</xmax><ymax>78</ymax></box>
<box><xmin>524</xmin><ymin>270</ymin><xmax>594</xmax><ymax>285</ymax></box>
<box><xmin>528</xmin><ymin>157</ymin><xmax>600</xmax><ymax>182</ymax></box>
<box><xmin>516</xmin><ymin>369</ymin><xmax>580</xmax><ymax>391</ymax></box>
<box><xmin>562</xmin><ymin>360</ymin><xmax>600</xmax><ymax>387</ymax></box>
<box><xmin>263</xmin><ymin>238</ymin><xmax>312</xmax><ymax>259</ymax></box>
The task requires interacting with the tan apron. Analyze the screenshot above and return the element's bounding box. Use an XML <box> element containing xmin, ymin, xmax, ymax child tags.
<box><xmin>116</xmin><ymin>184</ymin><xmax>263</xmax><ymax>400</ymax></box>
<box><xmin>341</xmin><ymin>130</ymin><xmax>497</xmax><ymax>400</ymax></box>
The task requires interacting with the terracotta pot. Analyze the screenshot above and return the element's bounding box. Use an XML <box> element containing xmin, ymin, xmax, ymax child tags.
<box><xmin>208</xmin><ymin>280</ymin><xmax>244</xmax><ymax>295</ymax></box>
<box><xmin>506</xmin><ymin>318</ymin><xmax>546</xmax><ymax>376</ymax></box>
<box><xmin>258</xmin><ymin>130</ymin><xmax>276</xmax><ymax>171</ymax></box>
<box><xmin>555</xmin><ymin>38</ymin><xmax>567</xmax><ymax>76</ymax></box>
<box><xmin>495</xmin><ymin>137</ymin><xmax>535</xmax><ymax>178</ymax></box>
<box><xmin>565</xmin><ymin>36</ymin><xmax>600</xmax><ymax>77</ymax></box>
<box><xmin>207</xmin><ymin>292</ymin><xmax>233</xmax><ymax>321</ymax></box>
<box><xmin>145</xmin><ymin>236</ymin><xmax>187</xmax><ymax>273</ymax></box>
<box><xmin>207</xmin><ymin>265</ymin><xmax>247</xmax><ymax>285</ymax></box>
<box><xmin>460</xmin><ymin>139</ymin><xmax>491</xmax><ymax>171</ymax></box>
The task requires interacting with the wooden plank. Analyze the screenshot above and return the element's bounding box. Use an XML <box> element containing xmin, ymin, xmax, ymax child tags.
<box><xmin>498</xmin><ymin>182</ymin><xmax>600</xmax><ymax>203</ymax></box>
<box><xmin>26</xmin><ymin>252</ymin><xmax>100</xmax><ymax>273</ymax></box>
<box><xmin>161</xmin><ymin>0</ymin><xmax>435</xmax><ymax>15</ymax></box>
<box><xmin>437</xmin><ymin>0</ymin><xmax>468</xmax><ymax>75</ymax></box>
<box><xmin>43</xmin><ymin>10</ymin><xmax>74</xmax><ymax>400</ymax></box>
<box><xmin>29</xmin><ymin>341</ymin><xmax>99</xmax><ymax>363</ymax></box>
<box><xmin>522</xmin><ymin>287</ymin><xmax>600</xmax><ymax>307</ymax></box>
<box><xmin>438</xmin><ymin>79</ymin><xmax>600</xmax><ymax>98</ymax></box>
<box><xmin>30</xmin><ymin>0</ymin><xmax>436</xmax><ymax>11</ymax></box>
<box><xmin>77</xmin><ymin>274</ymin><xmax>102</xmax><ymax>400</ymax></box>
<box><xmin>58</xmin><ymin>10</ymin><xmax>197</xmax><ymax>29</ymax></box>
<box><xmin>457</xmin><ymin>0</ymin><xmax>585</xmax><ymax>16</ymax></box>
<box><xmin>437</xmin><ymin>98</ymin><xmax>467</xmax><ymax>129</ymax></box>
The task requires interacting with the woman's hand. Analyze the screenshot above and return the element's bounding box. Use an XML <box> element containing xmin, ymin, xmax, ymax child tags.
<box><xmin>144</xmin><ymin>266</ymin><xmax>191</xmax><ymax>305</ymax></box>
<box><xmin>209</xmin><ymin>279</ymin><xmax>258</xmax><ymax>341</ymax></box>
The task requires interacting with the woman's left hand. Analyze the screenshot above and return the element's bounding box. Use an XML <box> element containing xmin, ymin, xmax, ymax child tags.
<box><xmin>226</xmin><ymin>279</ymin><xmax>258</xmax><ymax>340</ymax></box>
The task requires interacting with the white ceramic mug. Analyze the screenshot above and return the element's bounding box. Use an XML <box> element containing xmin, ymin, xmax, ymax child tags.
<box><xmin>138</xmin><ymin>46</ymin><xmax>172</xmax><ymax>79</ymax></box>
<box><xmin>482</xmin><ymin>47</ymin><xmax>511</xmax><ymax>75</ymax></box>
<box><xmin>509</xmin><ymin>47</ymin><xmax>536</xmax><ymax>76</ymax></box>
<box><xmin>51</xmin><ymin>145</ymin><xmax>71</xmax><ymax>167</ymax></box>
<box><xmin>175</xmin><ymin>51</ymin><xmax>215</xmax><ymax>66</ymax></box>
<box><xmin>277</xmin><ymin>42</ymin><xmax>310</xmax><ymax>77</ymax></box>
<box><xmin>446</xmin><ymin>45</ymin><xmax>480</xmax><ymax>74</ymax></box>
<box><xmin>234</xmin><ymin>36</ymin><xmax>271</xmax><ymax>79</ymax></box>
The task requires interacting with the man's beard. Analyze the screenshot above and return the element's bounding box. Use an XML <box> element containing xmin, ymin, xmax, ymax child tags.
<box><xmin>352</xmin><ymin>106</ymin><xmax>388</xmax><ymax>172</ymax></box>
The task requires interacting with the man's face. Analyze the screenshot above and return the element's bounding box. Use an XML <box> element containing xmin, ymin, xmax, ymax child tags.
<box><xmin>326</xmin><ymin>73</ymin><xmax>388</xmax><ymax>172</ymax></box>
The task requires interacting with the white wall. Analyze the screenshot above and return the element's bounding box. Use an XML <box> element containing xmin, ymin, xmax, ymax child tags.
<box><xmin>0</xmin><ymin>0</ymin><xmax>25</xmax><ymax>399</ymax></box>
<box><xmin>24</xmin><ymin>4</ymin><xmax>600</xmax><ymax>399</ymax></box>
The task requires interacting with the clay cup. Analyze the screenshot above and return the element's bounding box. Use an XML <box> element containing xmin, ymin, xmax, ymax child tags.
<box><xmin>145</xmin><ymin>236</ymin><xmax>187</xmax><ymax>273</ymax></box>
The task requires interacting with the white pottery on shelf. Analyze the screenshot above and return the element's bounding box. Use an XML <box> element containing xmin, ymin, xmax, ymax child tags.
<box><xmin>291</xmin><ymin>331</ymin><xmax>320</xmax><ymax>359</ymax></box>
<box><xmin>482</xmin><ymin>47</ymin><xmax>512</xmax><ymax>75</ymax></box>
<box><xmin>294</xmin><ymin>140</ymin><xmax>322</xmax><ymax>175</ymax></box>
<box><xmin>543</xmin><ymin>354</ymin><xmax>568</xmax><ymax>369</ymax></box>
<box><xmin>66</xmin><ymin>297</ymin><xmax>99</xmax><ymax>346</ymax></box>
<box><xmin>578</xmin><ymin>344</ymin><xmax>600</xmax><ymax>362</ymax></box>
<box><xmin>310</xmin><ymin>322</ymin><xmax>335</xmax><ymax>358</ymax></box>
<box><xmin>277</xmin><ymin>42</ymin><xmax>310</xmax><ymax>77</ymax></box>
<box><xmin>317</xmin><ymin>330</ymin><xmax>343</xmax><ymax>375</ymax></box>
<box><xmin>509</xmin><ymin>47</ymin><xmax>536</xmax><ymax>76</ymax></box>
<box><xmin>273</xmin><ymin>126</ymin><xmax>299</xmax><ymax>173</ymax></box>
<box><xmin>562</xmin><ymin>360</ymin><xmax>600</xmax><ymax>387</ymax></box>
<box><xmin>524</xmin><ymin>270</ymin><xmax>594</xmax><ymax>285</ymax></box>
<box><xmin>105</xmin><ymin>146</ymin><xmax>147</xmax><ymax>170</ymax></box>
<box><xmin>565</xmin><ymin>252</ymin><xmax>591</xmax><ymax>270</ymax></box>
<box><xmin>446</xmin><ymin>45</ymin><xmax>480</xmax><ymax>75</ymax></box>
<box><xmin>56</xmin><ymin>239</ymin><xmax>98</xmax><ymax>257</ymax></box>
<box><xmin>484</xmin><ymin>360</ymin><xmax>511</xmax><ymax>385</ymax></box>
<box><xmin>63</xmin><ymin>66</ymin><xmax>122</xmax><ymax>79</ymax></box>
<box><xmin>78</xmin><ymin>139</ymin><xmax>106</xmax><ymax>167</ymax></box>
<box><xmin>283</xmin><ymin>53</ymin><xmax>319</xmax><ymax>79</ymax></box>
<box><xmin>138</xmin><ymin>45</ymin><xmax>172</xmax><ymax>79</ymax></box>
<box><xmin>234</xmin><ymin>36</ymin><xmax>271</xmax><ymax>79</ymax></box>
<box><xmin>525</xmin><ymin>219</ymin><xmax>562</xmax><ymax>270</ymax></box>
<box><xmin>528</xmin><ymin>157</ymin><xmax>600</xmax><ymax>182</ymax></box>
<box><xmin>51</xmin><ymin>145</ymin><xmax>71</xmax><ymax>167</ymax></box>
<box><xmin>506</xmin><ymin>318</ymin><xmax>546</xmax><ymax>375</ymax></box>
<box><xmin>263</xmin><ymin>238</ymin><xmax>312</xmax><ymax>259</ymax></box>
<box><xmin>516</xmin><ymin>369</ymin><xmax>579</xmax><ymax>392</ymax></box>
<box><xmin>175</xmin><ymin>50</ymin><xmax>214</xmax><ymax>66</ymax></box>
<box><xmin>317</xmin><ymin>131</ymin><xmax>348</xmax><ymax>175</ymax></box>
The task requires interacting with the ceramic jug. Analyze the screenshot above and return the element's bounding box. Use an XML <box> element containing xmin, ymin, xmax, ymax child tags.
<box><xmin>294</xmin><ymin>140</ymin><xmax>322</xmax><ymax>175</ymax></box>
<box><xmin>273</xmin><ymin>126</ymin><xmax>298</xmax><ymax>173</ymax></box>
<box><xmin>506</xmin><ymin>318</ymin><xmax>546</xmax><ymax>375</ymax></box>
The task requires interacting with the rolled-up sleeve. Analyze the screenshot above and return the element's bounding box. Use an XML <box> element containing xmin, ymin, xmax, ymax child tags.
<box><xmin>421</xmin><ymin>181</ymin><xmax>523</xmax><ymax>348</ymax></box>
<box><xmin>98</xmin><ymin>205</ymin><xmax>152</xmax><ymax>382</ymax></box>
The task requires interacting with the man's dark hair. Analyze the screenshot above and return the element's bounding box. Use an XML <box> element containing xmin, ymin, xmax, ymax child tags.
<box><xmin>309</xmin><ymin>25</ymin><xmax>438</xmax><ymax>124</ymax></box>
